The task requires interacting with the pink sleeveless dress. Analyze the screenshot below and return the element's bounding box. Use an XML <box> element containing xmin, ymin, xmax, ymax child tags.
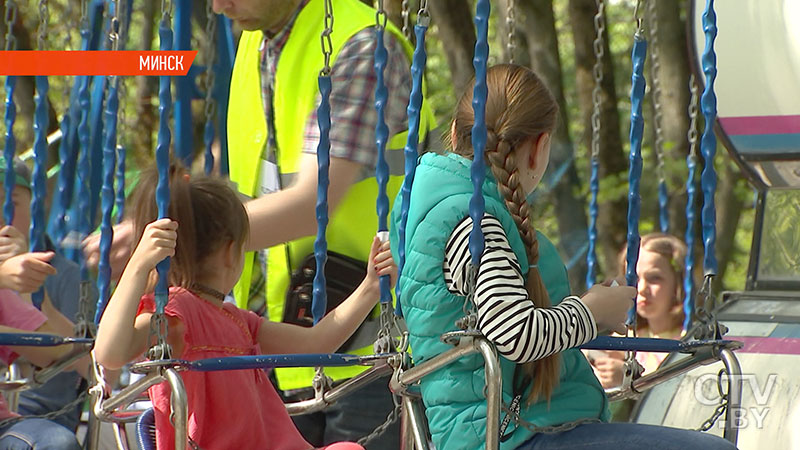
<box><xmin>138</xmin><ymin>288</ymin><xmax>311</xmax><ymax>450</ymax></box>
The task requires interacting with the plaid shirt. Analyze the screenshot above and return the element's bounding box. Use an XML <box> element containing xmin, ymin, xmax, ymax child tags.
<box><xmin>259</xmin><ymin>4</ymin><xmax>412</xmax><ymax>169</ymax></box>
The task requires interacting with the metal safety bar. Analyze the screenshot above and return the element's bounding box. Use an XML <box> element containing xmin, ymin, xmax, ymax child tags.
<box><xmin>389</xmin><ymin>335</ymin><xmax>502</xmax><ymax>450</ymax></box>
<box><xmin>285</xmin><ymin>363</ymin><xmax>392</xmax><ymax>416</ymax></box>
<box><xmin>605</xmin><ymin>340</ymin><xmax>742</xmax><ymax>445</ymax></box>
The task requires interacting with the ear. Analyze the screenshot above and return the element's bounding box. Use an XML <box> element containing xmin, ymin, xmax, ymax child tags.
<box><xmin>222</xmin><ymin>240</ymin><xmax>237</xmax><ymax>268</ymax></box>
<box><xmin>528</xmin><ymin>132</ymin><xmax>551</xmax><ymax>169</ymax></box>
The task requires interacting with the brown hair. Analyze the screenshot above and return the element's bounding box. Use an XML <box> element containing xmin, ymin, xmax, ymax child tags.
<box><xmin>618</xmin><ymin>232</ymin><xmax>688</xmax><ymax>331</ymax></box>
<box><xmin>128</xmin><ymin>163</ymin><xmax>250</xmax><ymax>290</ymax></box>
<box><xmin>450</xmin><ymin>64</ymin><xmax>559</xmax><ymax>404</ymax></box>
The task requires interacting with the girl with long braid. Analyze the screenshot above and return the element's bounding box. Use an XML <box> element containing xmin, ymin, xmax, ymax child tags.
<box><xmin>390</xmin><ymin>64</ymin><xmax>736</xmax><ymax>450</ymax></box>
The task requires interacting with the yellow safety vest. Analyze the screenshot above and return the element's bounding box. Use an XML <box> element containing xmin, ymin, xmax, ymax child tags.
<box><xmin>227</xmin><ymin>0</ymin><xmax>435</xmax><ymax>390</ymax></box>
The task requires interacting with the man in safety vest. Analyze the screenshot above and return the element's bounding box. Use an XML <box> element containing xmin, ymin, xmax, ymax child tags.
<box><xmin>213</xmin><ymin>0</ymin><xmax>434</xmax><ymax>447</ymax></box>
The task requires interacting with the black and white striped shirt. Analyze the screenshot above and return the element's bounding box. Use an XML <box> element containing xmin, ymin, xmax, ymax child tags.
<box><xmin>443</xmin><ymin>215</ymin><xmax>597</xmax><ymax>363</ymax></box>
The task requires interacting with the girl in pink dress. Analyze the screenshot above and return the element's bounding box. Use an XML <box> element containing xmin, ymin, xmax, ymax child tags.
<box><xmin>95</xmin><ymin>165</ymin><xmax>393</xmax><ymax>450</ymax></box>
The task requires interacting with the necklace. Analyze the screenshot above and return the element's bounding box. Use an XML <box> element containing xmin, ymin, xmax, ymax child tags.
<box><xmin>191</xmin><ymin>283</ymin><xmax>227</xmax><ymax>303</ymax></box>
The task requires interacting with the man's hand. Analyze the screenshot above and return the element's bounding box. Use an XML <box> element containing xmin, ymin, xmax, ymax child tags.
<box><xmin>0</xmin><ymin>251</ymin><xmax>57</xmax><ymax>293</ymax></box>
<box><xmin>82</xmin><ymin>220</ymin><xmax>134</xmax><ymax>280</ymax></box>
<box><xmin>0</xmin><ymin>225</ymin><xmax>27</xmax><ymax>263</ymax></box>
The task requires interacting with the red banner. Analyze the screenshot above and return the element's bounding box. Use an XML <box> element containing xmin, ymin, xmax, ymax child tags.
<box><xmin>0</xmin><ymin>51</ymin><xmax>198</xmax><ymax>76</ymax></box>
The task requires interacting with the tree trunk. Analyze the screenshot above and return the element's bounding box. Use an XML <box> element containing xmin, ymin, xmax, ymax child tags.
<box><xmin>501</xmin><ymin>0</ymin><xmax>589</xmax><ymax>291</ymax></box>
<box><xmin>429</xmin><ymin>0</ymin><xmax>476</xmax><ymax>96</ymax></box>
<box><xmin>713</xmin><ymin>158</ymin><xmax>745</xmax><ymax>292</ymax></box>
<box><xmin>568</xmin><ymin>0</ymin><xmax>628</xmax><ymax>278</ymax></box>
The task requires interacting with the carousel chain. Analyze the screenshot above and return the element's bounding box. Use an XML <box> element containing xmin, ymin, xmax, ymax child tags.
<box><xmin>648</xmin><ymin>0</ymin><xmax>666</xmax><ymax>198</ymax></box>
<box><xmin>357</xmin><ymin>392</ymin><xmax>402</xmax><ymax>447</ymax></box>
<box><xmin>697</xmin><ymin>368</ymin><xmax>729</xmax><ymax>432</ymax></box>
<box><xmin>320</xmin><ymin>0</ymin><xmax>334</xmax><ymax>75</ymax></box>
<box><xmin>633</xmin><ymin>0</ymin><xmax>644</xmax><ymax>37</ymax></box>
<box><xmin>687</xmin><ymin>74</ymin><xmax>700</xmax><ymax>157</ymax></box>
<box><xmin>505</xmin><ymin>0</ymin><xmax>516</xmax><ymax>64</ymax></box>
<box><xmin>37</xmin><ymin>0</ymin><xmax>47</xmax><ymax>50</ymax></box>
<box><xmin>417</xmin><ymin>0</ymin><xmax>430</xmax><ymax>20</ymax></box>
<box><xmin>79</xmin><ymin>0</ymin><xmax>89</xmax><ymax>33</ymax></box>
<box><xmin>203</xmin><ymin>0</ymin><xmax>218</xmax><ymax>140</ymax></box>
<box><xmin>161</xmin><ymin>0</ymin><xmax>173</xmax><ymax>18</ymax></box>
<box><xmin>375</xmin><ymin>0</ymin><xmax>387</xmax><ymax>29</ymax></box>
<box><xmin>400</xmin><ymin>0</ymin><xmax>410</xmax><ymax>39</ymax></box>
<box><xmin>4</xmin><ymin>0</ymin><xmax>17</xmax><ymax>51</ymax></box>
<box><xmin>590</xmin><ymin>0</ymin><xmax>605</xmax><ymax>160</ymax></box>
<box><xmin>0</xmin><ymin>391</ymin><xmax>88</xmax><ymax>430</ymax></box>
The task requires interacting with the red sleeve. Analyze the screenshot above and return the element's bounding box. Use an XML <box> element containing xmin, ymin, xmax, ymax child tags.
<box><xmin>240</xmin><ymin>309</ymin><xmax>263</xmax><ymax>345</ymax></box>
<box><xmin>136</xmin><ymin>293</ymin><xmax>157</xmax><ymax>316</ymax></box>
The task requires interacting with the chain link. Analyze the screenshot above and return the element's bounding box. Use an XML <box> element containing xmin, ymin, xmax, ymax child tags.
<box><xmin>147</xmin><ymin>313</ymin><xmax>172</xmax><ymax>360</ymax></box>
<box><xmin>357</xmin><ymin>393</ymin><xmax>402</xmax><ymax>447</ymax></box>
<box><xmin>590</xmin><ymin>0</ymin><xmax>605</xmax><ymax>160</ymax></box>
<box><xmin>320</xmin><ymin>0</ymin><xmax>334</xmax><ymax>75</ymax></box>
<box><xmin>505</xmin><ymin>0</ymin><xmax>516</xmax><ymax>64</ymax></box>
<box><xmin>79</xmin><ymin>0</ymin><xmax>89</xmax><ymax>37</ymax></box>
<box><xmin>697</xmin><ymin>369</ymin><xmax>729</xmax><ymax>432</ymax></box>
<box><xmin>400</xmin><ymin>0</ymin><xmax>410</xmax><ymax>38</ymax></box>
<box><xmin>161</xmin><ymin>0</ymin><xmax>173</xmax><ymax>19</ymax></box>
<box><xmin>417</xmin><ymin>0</ymin><xmax>428</xmax><ymax>25</ymax></box>
<box><xmin>687</xmin><ymin>74</ymin><xmax>699</xmax><ymax>157</ymax></box>
<box><xmin>37</xmin><ymin>0</ymin><xmax>48</xmax><ymax>50</ymax></box>
<box><xmin>74</xmin><ymin>281</ymin><xmax>97</xmax><ymax>338</ymax></box>
<box><xmin>0</xmin><ymin>390</ymin><xmax>87</xmax><ymax>429</ymax></box>
<box><xmin>633</xmin><ymin>0</ymin><xmax>644</xmax><ymax>37</ymax></box>
<box><xmin>375</xmin><ymin>0</ymin><xmax>387</xmax><ymax>30</ymax></box>
<box><xmin>503</xmin><ymin>400</ymin><xmax>603</xmax><ymax>435</ymax></box>
<box><xmin>4</xmin><ymin>0</ymin><xmax>17</xmax><ymax>51</ymax></box>
<box><xmin>648</xmin><ymin>0</ymin><xmax>666</xmax><ymax>195</ymax></box>
<box><xmin>203</xmin><ymin>0</ymin><xmax>218</xmax><ymax>148</ymax></box>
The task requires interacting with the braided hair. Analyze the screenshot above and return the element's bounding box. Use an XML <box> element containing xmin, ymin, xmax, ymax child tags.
<box><xmin>450</xmin><ymin>64</ymin><xmax>560</xmax><ymax>404</ymax></box>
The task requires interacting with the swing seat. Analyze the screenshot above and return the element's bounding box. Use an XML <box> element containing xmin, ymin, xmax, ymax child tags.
<box><xmin>136</xmin><ymin>407</ymin><xmax>157</xmax><ymax>450</ymax></box>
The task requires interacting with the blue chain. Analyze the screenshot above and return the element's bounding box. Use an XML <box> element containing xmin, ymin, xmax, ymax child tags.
<box><xmin>586</xmin><ymin>159</ymin><xmax>599</xmax><ymax>289</ymax></box>
<box><xmin>154</xmin><ymin>14</ymin><xmax>174</xmax><ymax>314</ymax></box>
<box><xmin>468</xmin><ymin>0</ymin><xmax>490</xmax><ymax>268</ymax></box>
<box><xmin>395</xmin><ymin>16</ymin><xmax>429</xmax><ymax>316</ymax></box>
<box><xmin>700</xmin><ymin>0</ymin><xmax>718</xmax><ymax>275</ymax></box>
<box><xmin>311</xmin><ymin>76</ymin><xmax>332</xmax><ymax>325</ymax></box>
<box><xmin>373</xmin><ymin>15</ymin><xmax>392</xmax><ymax>305</ymax></box>
<box><xmin>30</xmin><ymin>75</ymin><xmax>50</xmax><ymax>309</ymax></box>
<box><xmin>3</xmin><ymin>76</ymin><xmax>16</xmax><ymax>227</ymax></box>
<box><xmin>624</xmin><ymin>34</ymin><xmax>647</xmax><ymax>326</ymax></box>
<box><xmin>115</xmin><ymin>145</ymin><xmax>126</xmax><ymax>223</ymax></box>
<box><xmin>95</xmin><ymin>76</ymin><xmax>119</xmax><ymax>323</ymax></box>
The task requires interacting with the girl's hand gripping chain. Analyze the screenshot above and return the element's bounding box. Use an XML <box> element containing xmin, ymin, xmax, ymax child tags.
<box><xmin>581</xmin><ymin>283</ymin><xmax>637</xmax><ymax>335</ymax></box>
<box><xmin>128</xmin><ymin>219</ymin><xmax>178</xmax><ymax>274</ymax></box>
<box><xmin>366</xmin><ymin>235</ymin><xmax>397</xmax><ymax>291</ymax></box>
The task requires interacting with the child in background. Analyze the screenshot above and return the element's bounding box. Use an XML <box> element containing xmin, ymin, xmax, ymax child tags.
<box><xmin>390</xmin><ymin>64</ymin><xmax>736</xmax><ymax>450</ymax></box>
<box><xmin>590</xmin><ymin>233</ymin><xmax>689</xmax><ymax>388</ymax></box>
<box><xmin>95</xmin><ymin>165</ymin><xmax>393</xmax><ymax>450</ymax></box>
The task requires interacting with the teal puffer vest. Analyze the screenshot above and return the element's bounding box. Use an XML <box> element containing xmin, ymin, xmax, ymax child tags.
<box><xmin>390</xmin><ymin>153</ymin><xmax>608</xmax><ymax>450</ymax></box>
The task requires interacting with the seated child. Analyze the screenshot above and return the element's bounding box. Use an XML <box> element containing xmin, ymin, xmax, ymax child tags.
<box><xmin>95</xmin><ymin>165</ymin><xmax>393</xmax><ymax>450</ymax></box>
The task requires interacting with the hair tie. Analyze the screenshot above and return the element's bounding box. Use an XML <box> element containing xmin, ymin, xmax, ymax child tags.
<box><xmin>529</xmin><ymin>264</ymin><xmax>538</xmax><ymax>269</ymax></box>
